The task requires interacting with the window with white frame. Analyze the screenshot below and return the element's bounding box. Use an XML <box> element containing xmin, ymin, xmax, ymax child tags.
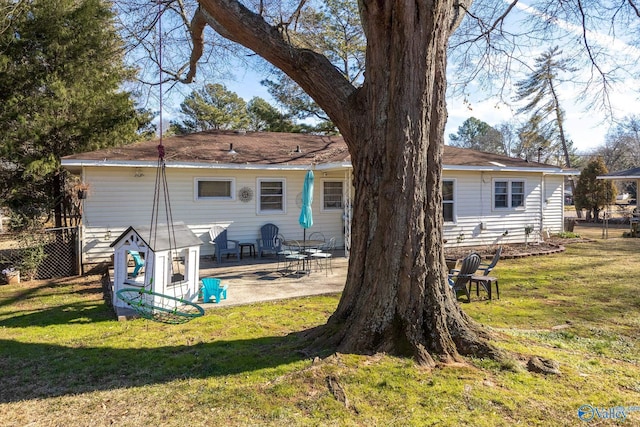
<box><xmin>196</xmin><ymin>178</ymin><xmax>234</xmax><ymax>200</ymax></box>
<box><xmin>323</xmin><ymin>181</ymin><xmax>343</xmax><ymax>210</ymax></box>
<box><xmin>442</xmin><ymin>179</ymin><xmax>455</xmax><ymax>222</ymax></box>
<box><xmin>493</xmin><ymin>179</ymin><xmax>525</xmax><ymax>209</ymax></box>
<box><xmin>258</xmin><ymin>178</ymin><xmax>285</xmax><ymax>213</ymax></box>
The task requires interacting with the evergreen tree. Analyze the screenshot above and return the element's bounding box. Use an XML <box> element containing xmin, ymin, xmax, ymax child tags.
<box><xmin>246</xmin><ymin>97</ymin><xmax>296</xmax><ymax>132</ymax></box>
<box><xmin>448</xmin><ymin>117</ymin><xmax>504</xmax><ymax>154</ymax></box>
<box><xmin>259</xmin><ymin>0</ymin><xmax>364</xmax><ymax>134</ymax></box>
<box><xmin>178</xmin><ymin>83</ymin><xmax>249</xmax><ymax>132</ymax></box>
<box><xmin>514</xmin><ymin>46</ymin><xmax>577</xmax><ymax>167</ymax></box>
<box><xmin>574</xmin><ymin>158</ymin><xmax>617</xmax><ymax>221</ymax></box>
<box><xmin>516</xmin><ymin>114</ymin><xmax>554</xmax><ymax>163</ymax></box>
<box><xmin>0</xmin><ymin>0</ymin><xmax>146</xmax><ymax>228</ymax></box>
<box><xmin>515</xmin><ymin>46</ymin><xmax>580</xmax><ymax>214</ymax></box>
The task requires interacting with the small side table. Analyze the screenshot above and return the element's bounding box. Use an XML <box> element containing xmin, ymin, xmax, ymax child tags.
<box><xmin>470</xmin><ymin>275</ymin><xmax>499</xmax><ymax>300</ymax></box>
<box><xmin>239</xmin><ymin>242</ymin><xmax>256</xmax><ymax>259</ymax></box>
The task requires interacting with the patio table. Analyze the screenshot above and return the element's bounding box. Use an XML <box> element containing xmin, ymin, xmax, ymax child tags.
<box><xmin>239</xmin><ymin>242</ymin><xmax>256</xmax><ymax>259</ymax></box>
<box><xmin>282</xmin><ymin>240</ymin><xmax>326</xmax><ymax>274</ymax></box>
<box><xmin>282</xmin><ymin>239</ymin><xmax>326</xmax><ymax>249</ymax></box>
<box><xmin>469</xmin><ymin>275</ymin><xmax>499</xmax><ymax>300</ymax></box>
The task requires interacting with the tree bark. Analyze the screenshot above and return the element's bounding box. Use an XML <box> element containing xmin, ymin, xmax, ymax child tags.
<box><xmin>195</xmin><ymin>0</ymin><xmax>499</xmax><ymax>365</ymax></box>
<box><xmin>53</xmin><ymin>172</ymin><xmax>63</xmax><ymax>228</ymax></box>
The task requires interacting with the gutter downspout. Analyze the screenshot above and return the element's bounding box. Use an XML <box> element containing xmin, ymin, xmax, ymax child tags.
<box><xmin>540</xmin><ymin>174</ymin><xmax>545</xmax><ymax>241</ymax></box>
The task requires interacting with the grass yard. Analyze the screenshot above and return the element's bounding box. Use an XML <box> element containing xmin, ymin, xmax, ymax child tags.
<box><xmin>1</xmin><ymin>225</ymin><xmax>640</xmax><ymax>426</ymax></box>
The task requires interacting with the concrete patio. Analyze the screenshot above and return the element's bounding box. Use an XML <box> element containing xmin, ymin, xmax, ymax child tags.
<box><xmin>198</xmin><ymin>250</ymin><xmax>348</xmax><ymax>308</ymax></box>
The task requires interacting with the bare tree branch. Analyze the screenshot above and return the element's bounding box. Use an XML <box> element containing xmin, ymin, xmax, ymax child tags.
<box><xmin>194</xmin><ymin>0</ymin><xmax>356</xmax><ymax>128</ymax></box>
<box><xmin>0</xmin><ymin>0</ymin><xmax>27</xmax><ymax>35</ymax></box>
<box><xmin>183</xmin><ymin>7</ymin><xmax>208</xmax><ymax>83</ymax></box>
<box><xmin>576</xmin><ymin>0</ymin><xmax>613</xmax><ymax>113</ymax></box>
<box><xmin>456</xmin><ymin>0</ymin><xmax>520</xmax><ymax>45</ymax></box>
<box><xmin>627</xmin><ymin>0</ymin><xmax>640</xmax><ymax>18</ymax></box>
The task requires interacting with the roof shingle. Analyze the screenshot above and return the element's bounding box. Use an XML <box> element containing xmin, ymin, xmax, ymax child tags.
<box><xmin>62</xmin><ymin>130</ymin><xmax>558</xmax><ymax>170</ymax></box>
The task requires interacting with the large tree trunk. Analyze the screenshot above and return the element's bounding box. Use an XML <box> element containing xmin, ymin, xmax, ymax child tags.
<box><xmin>313</xmin><ymin>1</ymin><xmax>496</xmax><ymax>366</ymax></box>
<box><xmin>195</xmin><ymin>0</ymin><xmax>498</xmax><ymax>366</ymax></box>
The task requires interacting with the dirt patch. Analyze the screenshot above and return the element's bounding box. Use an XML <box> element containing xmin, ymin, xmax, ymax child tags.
<box><xmin>444</xmin><ymin>236</ymin><xmax>592</xmax><ymax>261</ymax></box>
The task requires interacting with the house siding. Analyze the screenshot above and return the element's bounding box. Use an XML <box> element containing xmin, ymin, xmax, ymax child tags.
<box><xmin>79</xmin><ymin>166</ymin><xmax>565</xmax><ymax>264</ymax></box>
<box><xmin>80</xmin><ymin>166</ymin><xmax>347</xmax><ymax>264</ymax></box>
<box><xmin>442</xmin><ymin>171</ymin><xmax>564</xmax><ymax>248</ymax></box>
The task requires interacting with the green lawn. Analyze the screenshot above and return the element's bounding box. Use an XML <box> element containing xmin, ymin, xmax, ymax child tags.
<box><xmin>1</xmin><ymin>225</ymin><xmax>639</xmax><ymax>426</ymax></box>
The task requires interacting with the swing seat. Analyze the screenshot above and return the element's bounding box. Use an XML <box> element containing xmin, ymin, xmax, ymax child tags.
<box><xmin>201</xmin><ymin>278</ymin><xmax>228</xmax><ymax>303</ymax></box>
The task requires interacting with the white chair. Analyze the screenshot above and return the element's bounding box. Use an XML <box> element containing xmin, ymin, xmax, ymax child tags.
<box><xmin>283</xmin><ymin>240</ymin><xmax>308</xmax><ymax>275</ymax></box>
<box><xmin>275</xmin><ymin>234</ymin><xmax>297</xmax><ymax>272</ymax></box>
<box><xmin>310</xmin><ymin>237</ymin><xmax>336</xmax><ymax>275</ymax></box>
<box><xmin>305</xmin><ymin>232</ymin><xmax>326</xmax><ymax>255</ymax></box>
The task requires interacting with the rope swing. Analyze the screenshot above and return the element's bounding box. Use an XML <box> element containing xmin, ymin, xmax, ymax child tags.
<box><xmin>117</xmin><ymin>1</ymin><xmax>204</xmax><ymax>324</ymax></box>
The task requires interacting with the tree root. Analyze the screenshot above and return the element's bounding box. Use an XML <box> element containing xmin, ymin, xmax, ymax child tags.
<box><xmin>326</xmin><ymin>375</ymin><xmax>358</xmax><ymax>412</ymax></box>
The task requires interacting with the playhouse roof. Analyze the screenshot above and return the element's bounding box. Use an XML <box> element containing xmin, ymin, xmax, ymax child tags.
<box><xmin>110</xmin><ymin>223</ymin><xmax>202</xmax><ymax>252</ymax></box>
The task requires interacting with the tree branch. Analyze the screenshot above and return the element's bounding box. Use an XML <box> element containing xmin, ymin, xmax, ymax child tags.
<box><xmin>627</xmin><ymin>0</ymin><xmax>640</xmax><ymax>18</ymax></box>
<box><xmin>576</xmin><ymin>0</ymin><xmax>613</xmax><ymax>112</ymax></box>
<box><xmin>456</xmin><ymin>0</ymin><xmax>520</xmax><ymax>45</ymax></box>
<box><xmin>193</xmin><ymin>0</ymin><xmax>356</xmax><ymax>129</ymax></box>
<box><xmin>183</xmin><ymin>7</ymin><xmax>208</xmax><ymax>83</ymax></box>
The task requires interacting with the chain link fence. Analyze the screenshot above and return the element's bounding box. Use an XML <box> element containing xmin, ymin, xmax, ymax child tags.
<box><xmin>0</xmin><ymin>226</ymin><xmax>79</xmax><ymax>281</ymax></box>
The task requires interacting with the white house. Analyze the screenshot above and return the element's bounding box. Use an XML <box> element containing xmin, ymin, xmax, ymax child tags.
<box><xmin>61</xmin><ymin>130</ymin><xmax>575</xmax><ymax>267</ymax></box>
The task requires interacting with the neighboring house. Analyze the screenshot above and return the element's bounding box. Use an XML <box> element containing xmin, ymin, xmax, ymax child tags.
<box><xmin>61</xmin><ymin>130</ymin><xmax>575</xmax><ymax>267</ymax></box>
<box><xmin>598</xmin><ymin>166</ymin><xmax>640</xmax><ymax>211</ymax></box>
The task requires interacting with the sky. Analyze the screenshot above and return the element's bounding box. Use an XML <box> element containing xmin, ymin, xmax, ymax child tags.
<box><xmin>441</xmin><ymin>0</ymin><xmax>640</xmax><ymax>154</ymax></box>
<box><xmin>219</xmin><ymin>67</ymin><xmax>639</xmax><ymax>155</ymax></box>
<box><xmin>157</xmin><ymin>1</ymin><xmax>640</xmax><ymax>156</ymax></box>
<box><xmin>444</xmin><ymin>86</ymin><xmax>638</xmax><ymax>154</ymax></box>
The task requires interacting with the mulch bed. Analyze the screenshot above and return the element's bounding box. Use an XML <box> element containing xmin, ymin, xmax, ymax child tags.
<box><xmin>444</xmin><ymin>236</ymin><xmax>592</xmax><ymax>261</ymax></box>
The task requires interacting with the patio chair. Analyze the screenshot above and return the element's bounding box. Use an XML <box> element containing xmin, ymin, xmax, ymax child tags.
<box><xmin>306</xmin><ymin>232</ymin><xmax>326</xmax><ymax>254</ymax></box>
<box><xmin>257</xmin><ymin>223</ymin><xmax>281</xmax><ymax>257</ymax></box>
<box><xmin>469</xmin><ymin>247</ymin><xmax>502</xmax><ymax>300</ymax></box>
<box><xmin>275</xmin><ymin>234</ymin><xmax>297</xmax><ymax>272</ymax></box>
<box><xmin>448</xmin><ymin>252</ymin><xmax>481</xmax><ymax>302</ymax></box>
<box><xmin>128</xmin><ymin>250</ymin><xmax>145</xmax><ymax>278</ymax></box>
<box><xmin>283</xmin><ymin>240</ymin><xmax>308</xmax><ymax>275</ymax></box>
<box><xmin>209</xmin><ymin>225</ymin><xmax>240</xmax><ymax>263</ymax></box>
<box><xmin>477</xmin><ymin>246</ymin><xmax>502</xmax><ymax>276</ymax></box>
<box><xmin>310</xmin><ymin>236</ymin><xmax>336</xmax><ymax>276</ymax></box>
<box><xmin>201</xmin><ymin>277</ymin><xmax>228</xmax><ymax>303</ymax></box>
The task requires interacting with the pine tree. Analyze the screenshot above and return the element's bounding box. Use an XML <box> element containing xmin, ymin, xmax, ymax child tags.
<box><xmin>448</xmin><ymin>117</ymin><xmax>505</xmax><ymax>154</ymax></box>
<box><xmin>515</xmin><ymin>46</ymin><xmax>580</xmax><ymax>214</ymax></box>
<box><xmin>514</xmin><ymin>47</ymin><xmax>576</xmax><ymax>166</ymax></box>
<box><xmin>177</xmin><ymin>83</ymin><xmax>250</xmax><ymax>132</ymax></box>
<box><xmin>574</xmin><ymin>158</ymin><xmax>617</xmax><ymax>221</ymax></box>
<box><xmin>247</xmin><ymin>97</ymin><xmax>297</xmax><ymax>132</ymax></box>
<box><xmin>0</xmin><ymin>0</ymin><xmax>146</xmax><ymax>227</ymax></box>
